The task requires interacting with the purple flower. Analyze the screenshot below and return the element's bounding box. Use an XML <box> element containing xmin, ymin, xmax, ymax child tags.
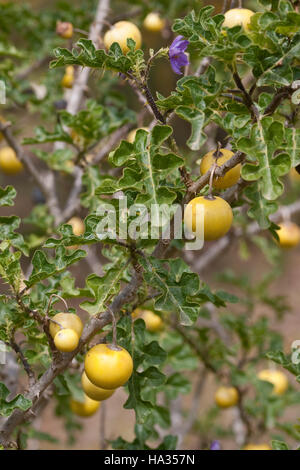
<box><xmin>210</xmin><ymin>440</ymin><xmax>221</xmax><ymax>450</ymax></box>
<box><xmin>169</xmin><ymin>35</ymin><xmax>189</xmax><ymax>75</ymax></box>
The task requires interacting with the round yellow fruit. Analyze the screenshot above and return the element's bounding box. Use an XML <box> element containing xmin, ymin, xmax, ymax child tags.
<box><xmin>132</xmin><ymin>308</ymin><xmax>141</xmax><ymax>319</ymax></box>
<box><xmin>215</xmin><ymin>386</ymin><xmax>239</xmax><ymax>408</ymax></box>
<box><xmin>81</xmin><ymin>371</ymin><xmax>115</xmax><ymax>401</ymax></box>
<box><xmin>70</xmin><ymin>394</ymin><xmax>100</xmax><ymax>417</ymax></box>
<box><xmin>289</xmin><ymin>168</ymin><xmax>300</xmax><ymax>182</ymax></box>
<box><xmin>54</xmin><ymin>328</ymin><xmax>79</xmax><ymax>352</ymax></box>
<box><xmin>56</xmin><ymin>21</ymin><xmax>73</xmax><ymax>39</ymax></box>
<box><xmin>257</xmin><ymin>369</ymin><xmax>288</xmax><ymax>396</ymax></box>
<box><xmin>67</xmin><ymin>216</ymin><xmax>85</xmax><ymax>236</ymax></box>
<box><xmin>243</xmin><ymin>444</ymin><xmax>271</xmax><ymax>450</ymax></box>
<box><xmin>276</xmin><ymin>222</ymin><xmax>300</xmax><ymax>248</ymax></box>
<box><xmin>66</xmin><ymin>65</ymin><xmax>75</xmax><ymax>76</ymax></box>
<box><xmin>200</xmin><ymin>148</ymin><xmax>241</xmax><ymax>190</ymax></box>
<box><xmin>223</xmin><ymin>8</ymin><xmax>254</xmax><ymax>31</ymax></box>
<box><xmin>184</xmin><ymin>196</ymin><xmax>233</xmax><ymax>241</ymax></box>
<box><xmin>140</xmin><ymin>310</ymin><xmax>163</xmax><ymax>332</ymax></box>
<box><xmin>127</xmin><ymin>127</ymin><xmax>148</xmax><ymax>144</ymax></box>
<box><xmin>66</xmin><ymin>216</ymin><xmax>85</xmax><ymax>250</ymax></box>
<box><xmin>49</xmin><ymin>312</ymin><xmax>84</xmax><ymax>339</ymax></box>
<box><xmin>61</xmin><ymin>73</ymin><xmax>74</xmax><ymax>88</ymax></box>
<box><xmin>85</xmin><ymin>343</ymin><xmax>133</xmax><ymax>389</ymax></box>
<box><xmin>103</xmin><ymin>21</ymin><xmax>142</xmax><ymax>54</ymax></box>
<box><xmin>0</xmin><ymin>146</ymin><xmax>23</xmax><ymax>175</ymax></box>
<box><xmin>143</xmin><ymin>13</ymin><xmax>165</xmax><ymax>32</ymax></box>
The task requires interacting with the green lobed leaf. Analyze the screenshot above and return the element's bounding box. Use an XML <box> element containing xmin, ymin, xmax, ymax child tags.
<box><xmin>237</xmin><ymin>117</ymin><xmax>291</xmax><ymax>200</ymax></box>
<box><xmin>0</xmin><ymin>383</ymin><xmax>32</xmax><ymax>417</ymax></box>
<box><xmin>0</xmin><ymin>186</ymin><xmax>16</xmax><ymax>207</ymax></box>
<box><xmin>26</xmin><ymin>247</ymin><xmax>86</xmax><ymax>288</ymax></box>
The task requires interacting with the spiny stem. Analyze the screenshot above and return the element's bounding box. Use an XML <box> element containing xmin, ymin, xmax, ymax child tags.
<box><xmin>142</xmin><ymin>83</ymin><xmax>165</xmax><ymax>124</ymax></box>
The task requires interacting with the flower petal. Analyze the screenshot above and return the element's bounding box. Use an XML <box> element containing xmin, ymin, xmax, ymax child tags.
<box><xmin>176</xmin><ymin>39</ymin><xmax>189</xmax><ymax>52</ymax></box>
<box><xmin>170</xmin><ymin>60</ymin><xmax>183</xmax><ymax>75</ymax></box>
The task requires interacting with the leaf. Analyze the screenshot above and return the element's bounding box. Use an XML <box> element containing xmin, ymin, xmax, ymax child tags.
<box><xmin>157</xmin><ymin>435</ymin><xmax>178</xmax><ymax>450</ymax></box>
<box><xmin>96</xmin><ymin>125</ymin><xmax>183</xmax><ymax>228</ymax></box>
<box><xmin>0</xmin><ymin>383</ymin><xmax>32</xmax><ymax>417</ymax></box>
<box><xmin>0</xmin><ymin>247</ymin><xmax>22</xmax><ymax>289</ymax></box>
<box><xmin>266</xmin><ymin>350</ymin><xmax>300</xmax><ymax>376</ymax></box>
<box><xmin>238</xmin><ymin>117</ymin><xmax>291</xmax><ymax>200</ymax></box>
<box><xmin>271</xmin><ymin>440</ymin><xmax>289</xmax><ymax>450</ymax></box>
<box><xmin>27</xmin><ymin>247</ymin><xmax>86</xmax><ymax>288</ymax></box>
<box><xmin>157</xmin><ymin>70</ymin><xmax>221</xmax><ymax>151</ymax></box>
<box><xmin>243</xmin><ymin>183</ymin><xmax>278</xmax><ymax>229</ymax></box>
<box><xmin>59</xmin><ymin>99</ymin><xmax>135</xmax><ymax>144</ymax></box>
<box><xmin>51</xmin><ymin>39</ymin><xmax>132</xmax><ymax>73</ymax></box>
<box><xmin>34</xmin><ymin>148</ymin><xmax>75</xmax><ymax>173</ymax></box>
<box><xmin>285</xmin><ymin>128</ymin><xmax>300</xmax><ymax>167</ymax></box>
<box><xmin>172</xmin><ymin>7</ymin><xmax>251</xmax><ymax>61</ymax></box>
<box><xmin>80</xmin><ymin>265</ymin><xmax>127</xmax><ymax>315</ymax></box>
<box><xmin>0</xmin><ymin>216</ymin><xmax>28</xmax><ymax>255</ymax></box>
<box><xmin>0</xmin><ymin>186</ymin><xmax>16</xmax><ymax>207</ymax></box>
<box><xmin>23</xmin><ymin>123</ymin><xmax>73</xmax><ymax>145</ymax></box>
<box><xmin>176</xmin><ymin>106</ymin><xmax>206</xmax><ymax>151</ymax></box>
<box><xmin>140</xmin><ymin>257</ymin><xmax>236</xmax><ymax>326</ymax></box>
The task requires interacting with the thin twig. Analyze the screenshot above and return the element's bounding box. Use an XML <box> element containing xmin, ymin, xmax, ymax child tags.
<box><xmin>195</xmin><ymin>57</ymin><xmax>211</xmax><ymax>77</ymax></box>
<box><xmin>66</xmin><ymin>0</ymin><xmax>111</xmax><ymax>115</ymax></box>
<box><xmin>9</xmin><ymin>334</ymin><xmax>35</xmax><ymax>389</ymax></box>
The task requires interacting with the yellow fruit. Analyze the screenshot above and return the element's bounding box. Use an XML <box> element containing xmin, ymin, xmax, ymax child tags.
<box><xmin>200</xmin><ymin>148</ymin><xmax>241</xmax><ymax>190</ymax></box>
<box><xmin>223</xmin><ymin>8</ymin><xmax>254</xmax><ymax>31</ymax></box>
<box><xmin>184</xmin><ymin>196</ymin><xmax>233</xmax><ymax>241</ymax></box>
<box><xmin>61</xmin><ymin>73</ymin><xmax>74</xmax><ymax>88</ymax></box>
<box><xmin>243</xmin><ymin>444</ymin><xmax>272</xmax><ymax>450</ymax></box>
<box><xmin>132</xmin><ymin>308</ymin><xmax>141</xmax><ymax>319</ymax></box>
<box><xmin>49</xmin><ymin>312</ymin><xmax>83</xmax><ymax>339</ymax></box>
<box><xmin>66</xmin><ymin>216</ymin><xmax>85</xmax><ymax>250</ymax></box>
<box><xmin>127</xmin><ymin>127</ymin><xmax>148</xmax><ymax>144</ymax></box>
<box><xmin>54</xmin><ymin>328</ymin><xmax>79</xmax><ymax>352</ymax></box>
<box><xmin>143</xmin><ymin>13</ymin><xmax>165</xmax><ymax>32</ymax></box>
<box><xmin>103</xmin><ymin>21</ymin><xmax>142</xmax><ymax>54</ymax></box>
<box><xmin>257</xmin><ymin>370</ymin><xmax>288</xmax><ymax>396</ymax></box>
<box><xmin>289</xmin><ymin>168</ymin><xmax>300</xmax><ymax>182</ymax></box>
<box><xmin>140</xmin><ymin>310</ymin><xmax>163</xmax><ymax>332</ymax></box>
<box><xmin>275</xmin><ymin>222</ymin><xmax>300</xmax><ymax>248</ymax></box>
<box><xmin>215</xmin><ymin>386</ymin><xmax>239</xmax><ymax>408</ymax></box>
<box><xmin>81</xmin><ymin>371</ymin><xmax>115</xmax><ymax>401</ymax></box>
<box><xmin>67</xmin><ymin>216</ymin><xmax>85</xmax><ymax>236</ymax></box>
<box><xmin>56</xmin><ymin>21</ymin><xmax>73</xmax><ymax>39</ymax></box>
<box><xmin>70</xmin><ymin>394</ymin><xmax>100</xmax><ymax>417</ymax></box>
<box><xmin>0</xmin><ymin>146</ymin><xmax>23</xmax><ymax>175</ymax></box>
<box><xmin>85</xmin><ymin>343</ymin><xmax>133</xmax><ymax>389</ymax></box>
<box><xmin>66</xmin><ymin>66</ymin><xmax>75</xmax><ymax>76</ymax></box>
